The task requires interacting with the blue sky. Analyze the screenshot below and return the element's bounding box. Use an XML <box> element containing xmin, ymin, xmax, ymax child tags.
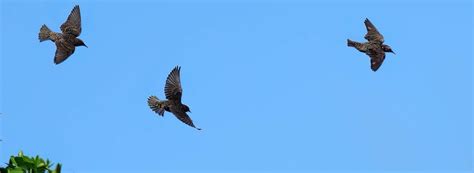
<box><xmin>1</xmin><ymin>0</ymin><xmax>472</xmax><ymax>172</ymax></box>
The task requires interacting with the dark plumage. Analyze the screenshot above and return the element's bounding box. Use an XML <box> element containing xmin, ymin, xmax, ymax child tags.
<box><xmin>347</xmin><ymin>18</ymin><xmax>395</xmax><ymax>71</ymax></box>
<box><xmin>39</xmin><ymin>5</ymin><xmax>87</xmax><ymax>65</ymax></box>
<box><xmin>148</xmin><ymin>66</ymin><xmax>201</xmax><ymax>130</ymax></box>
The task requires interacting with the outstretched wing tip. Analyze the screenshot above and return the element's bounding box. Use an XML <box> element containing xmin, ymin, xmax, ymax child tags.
<box><xmin>174</xmin><ymin>65</ymin><xmax>181</xmax><ymax>71</ymax></box>
<box><xmin>173</xmin><ymin>111</ymin><xmax>200</xmax><ymax>130</ymax></box>
<box><xmin>60</xmin><ymin>5</ymin><xmax>82</xmax><ymax>36</ymax></box>
<box><xmin>165</xmin><ymin>65</ymin><xmax>183</xmax><ymax>101</ymax></box>
<box><xmin>363</xmin><ymin>18</ymin><xmax>384</xmax><ymax>43</ymax></box>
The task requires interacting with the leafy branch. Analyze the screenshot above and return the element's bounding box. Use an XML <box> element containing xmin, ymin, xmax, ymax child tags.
<box><xmin>0</xmin><ymin>151</ymin><xmax>61</xmax><ymax>173</ymax></box>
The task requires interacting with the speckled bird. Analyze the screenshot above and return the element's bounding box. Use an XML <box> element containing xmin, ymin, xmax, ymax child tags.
<box><xmin>347</xmin><ymin>18</ymin><xmax>395</xmax><ymax>71</ymax></box>
<box><xmin>38</xmin><ymin>5</ymin><xmax>87</xmax><ymax>65</ymax></box>
<box><xmin>148</xmin><ymin>66</ymin><xmax>201</xmax><ymax>130</ymax></box>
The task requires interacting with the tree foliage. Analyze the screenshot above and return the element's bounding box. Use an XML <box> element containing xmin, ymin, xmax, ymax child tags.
<box><xmin>0</xmin><ymin>151</ymin><xmax>61</xmax><ymax>173</ymax></box>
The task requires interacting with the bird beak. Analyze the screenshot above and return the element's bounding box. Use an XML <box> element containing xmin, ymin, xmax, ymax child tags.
<box><xmin>392</xmin><ymin>51</ymin><xmax>396</xmax><ymax>55</ymax></box>
<box><xmin>84</xmin><ymin>44</ymin><xmax>88</xmax><ymax>48</ymax></box>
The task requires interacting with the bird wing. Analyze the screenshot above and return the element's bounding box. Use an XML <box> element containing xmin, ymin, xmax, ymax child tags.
<box><xmin>54</xmin><ymin>39</ymin><xmax>75</xmax><ymax>64</ymax></box>
<box><xmin>369</xmin><ymin>51</ymin><xmax>386</xmax><ymax>72</ymax></box>
<box><xmin>172</xmin><ymin>111</ymin><xmax>201</xmax><ymax>130</ymax></box>
<box><xmin>60</xmin><ymin>5</ymin><xmax>82</xmax><ymax>37</ymax></box>
<box><xmin>164</xmin><ymin>66</ymin><xmax>183</xmax><ymax>103</ymax></box>
<box><xmin>364</xmin><ymin>18</ymin><xmax>384</xmax><ymax>43</ymax></box>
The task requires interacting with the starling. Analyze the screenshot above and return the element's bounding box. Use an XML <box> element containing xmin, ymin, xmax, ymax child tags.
<box><xmin>148</xmin><ymin>66</ymin><xmax>201</xmax><ymax>130</ymax></box>
<box><xmin>347</xmin><ymin>18</ymin><xmax>395</xmax><ymax>71</ymax></box>
<box><xmin>38</xmin><ymin>5</ymin><xmax>87</xmax><ymax>65</ymax></box>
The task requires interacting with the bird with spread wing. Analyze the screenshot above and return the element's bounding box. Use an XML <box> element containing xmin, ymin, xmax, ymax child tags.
<box><xmin>39</xmin><ymin>5</ymin><xmax>87</xmax><ymax>65</ymax></box>
<box><xmin>347</xmin><ymin>18</ymin><xmax>395</xmax><ymax>71</ymax></box>
<box><xmin>148</xmin><ymin>66</ymin><xmax>201</xmax><ymax>130</ymax></box>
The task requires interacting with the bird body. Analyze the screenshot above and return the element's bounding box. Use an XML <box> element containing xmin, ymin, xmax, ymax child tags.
<box><xmin>148</xmin><ymin>66</ymin><xmax>201</xmax><ymax>130</ymax></box>
<box><xmin>39</xmin><ymin>5</ymin><xmax>87</xmax><ymax>64</ymax></box>
<box><xmin>347</xmin><ymin>18</ymin><xmax>395</xmax><ymax>71</ymax></box>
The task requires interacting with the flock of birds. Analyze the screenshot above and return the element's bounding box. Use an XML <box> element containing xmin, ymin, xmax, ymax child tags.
<box><xmin>38</xmin><ymin>5</ymin><xmax>396</xmax><ymax>130</ymax></box>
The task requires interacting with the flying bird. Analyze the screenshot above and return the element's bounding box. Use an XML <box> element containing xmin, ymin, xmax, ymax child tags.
<box><xmin>38</xmin><ymin>5</ymin><xmax>87</xmax><ymax>65</ymax></box>
<box><xmin>347</xmin><ymin>18</ymin><xmax>395</xmax><ymax>71</ymax></box>
<box><xmin>148</xmin><ymin>66</ymin><xmax>201</xmax><ymax>130</ymax></box>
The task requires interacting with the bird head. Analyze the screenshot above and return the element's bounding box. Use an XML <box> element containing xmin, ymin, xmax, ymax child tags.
<box><xmin>74</xmin><ymin>38</ymin><xmax>88</xmax><ymax>48</ymax></box>
<box><xmin>382</xmin><ymin>44</ymin><xmax>395</xmax><ymax>54</ymax></box>
<box><xmin>183</xmin><ymin>104</ymin><xmax>191</xmax><ymax>113</ymax></box>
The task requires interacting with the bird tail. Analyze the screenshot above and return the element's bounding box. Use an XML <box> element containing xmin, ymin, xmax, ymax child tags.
<box><xmin>347</xmin><ymin>39</ymin><xmax>367</xmax><ymax>53</ymax></box>
<box><xmin>148</xmin><ymin>96</ymin><xmax>165</xmax><ymax>116</ymax></box>
<box><xmin>39</xmin><ymin>25</ymin><xmax>52</xmax><ymax>42</ymax></box>
<box><xmin>347</xmin><ymin>39</ymin><xmax>356</xmax><ymax>47</ymax></box>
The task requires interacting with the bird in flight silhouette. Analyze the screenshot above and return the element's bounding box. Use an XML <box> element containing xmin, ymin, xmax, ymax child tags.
<box><xmin>347</xmin><ymin>18</ymin><xmax>395</xmax><ymax>71</ymax></box>
<box><xmin>39</xmin><ymin>5</ymin><xmax>87</xmax><ymax>65</ymax></box>
<box><xmin>148</xmin><ymin>66</ymin><xmax>201</xmax><ymax>130</ymax></box>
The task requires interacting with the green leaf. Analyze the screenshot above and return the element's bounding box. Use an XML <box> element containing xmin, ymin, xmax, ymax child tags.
<box><xmin>3</xmin><ymin>151</ymin><xmax>62</xmax><ymax>173</ymax></box>
<box><xmin>37</xmin><ymin>162</ymin><xmax>47</xmax><ymax>169</ymax></box>
<box><xmin>9</xmin><ymin>156</ymin><xmax>17</xmax><ymax>167</ymax></box>
<box><xmin>47</xmin><ymin>163</ymin><xmax>62</xmax><ymax>173</ymax></box>
<box><xmin>14</xmin><ymin>156</ymin><xmax>35</xmax><ymax>171</ymax></box>
<box><xmin>33</xmin><ymin>156</ymin><xmax>40</xmax><ymax>165</ymax></box>
<box><xmin>54</xmin><ymin>163</ymin><xmax>61</xmax><ymax>173</ymax></box>
<box><xmin>7</xmin><ymin>167</ymin><xmax>24</xmax><ymax>173</ymax></box>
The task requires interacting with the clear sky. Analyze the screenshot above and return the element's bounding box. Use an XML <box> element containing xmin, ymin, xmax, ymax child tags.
<box><xmin>1</xmin><ymin>0</ymin><xmax>472</xmax><ymax>172</ymax></box>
